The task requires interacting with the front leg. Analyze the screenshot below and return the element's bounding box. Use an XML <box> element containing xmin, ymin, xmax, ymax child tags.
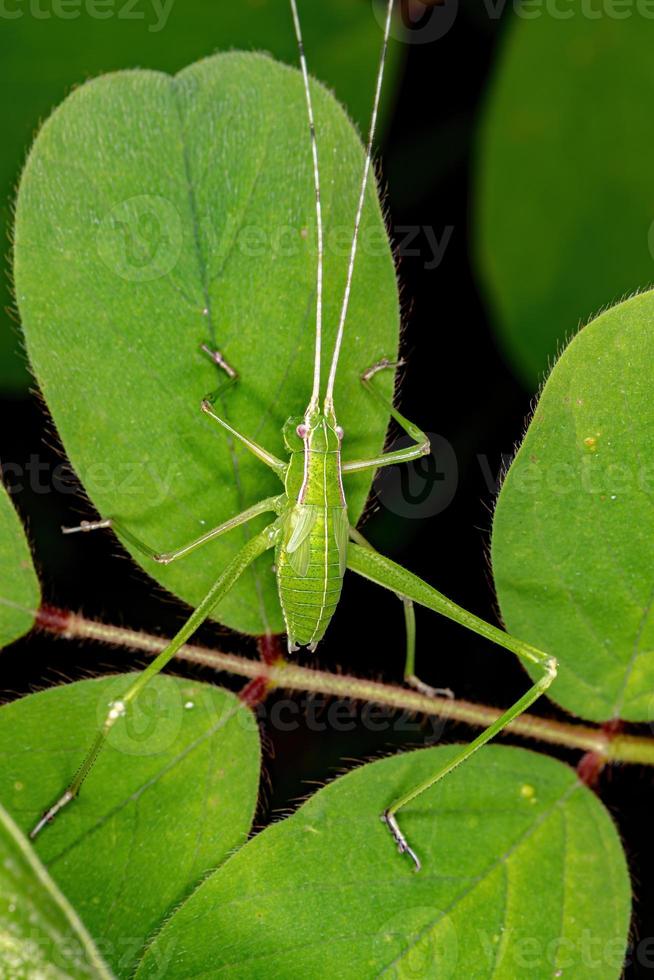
<box><xmin>342</xmin><ymin>359</ymin><xmax>430</xmax><ymax>475</ymax></box>
<box><xmin>200</xmin><ymin>343</ymin><xmax>287</xmax><ymax>479</ymax></box>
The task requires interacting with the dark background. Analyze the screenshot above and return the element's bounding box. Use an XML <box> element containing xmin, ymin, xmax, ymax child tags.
<box><xmin>1</xmin><ymin>1</ymin><xmax>652</xmax><ymax>975</ymax></box>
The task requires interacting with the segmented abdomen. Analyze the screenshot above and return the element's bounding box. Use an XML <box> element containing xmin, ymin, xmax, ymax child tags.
<box><xmin>277</xmin><ymin>507</ymin><xmax>346</xmax><ymax>648</ymax></box>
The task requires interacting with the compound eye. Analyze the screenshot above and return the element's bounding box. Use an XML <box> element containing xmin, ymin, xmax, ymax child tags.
<box><xmin>335</xmin><ymin>426</ymin><xmax>344</xmax><ymax>441</ymax></box>
<box><xmin>296</xmin><ymin>424</ymin><xmax>309</xmax><ymax>439</ymax></box>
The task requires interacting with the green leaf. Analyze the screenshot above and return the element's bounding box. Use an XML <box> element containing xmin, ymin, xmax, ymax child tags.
<box><xmin>15</xmin><ymin>52</ymin><xmax>399</xmax><ymax>636</ymax></box>
<box><xmin>0</xmin><ymin>676</ymin><xmax>260</xmax><ymax>976</ymax></box>
<box><xmin>493</xmin><ymin>290</ymin><xmax>654</xmax><ymax>722</ymax></box>
<box><xmin>476</xmin><ymin>15</ymin><xmax>654</xmax><ymax>388</ymax></box>
<box><xmin>135</xmin><ymin>745</ymin><xmax>630</xmax><ymax>979</ymax></box>
<box><xmin>2</xmin><ymin>0</ymin><xmax>403</xmax><ymax>391</ymax></box>
<box><xmin>0</xmin><ymin>480</ymin><xmax>39</xmax><ymax>648</ymax></box>
<box><xmin>0</xmin><ymin>802</ymin><xmax>112</xmax><ymax>979</ymax></box>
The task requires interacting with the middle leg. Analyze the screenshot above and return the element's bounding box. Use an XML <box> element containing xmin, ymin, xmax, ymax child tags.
<box><xmin>348</xmin><ymin>526</ymin><xmax>452</xmax><ymax>697</ymax></box>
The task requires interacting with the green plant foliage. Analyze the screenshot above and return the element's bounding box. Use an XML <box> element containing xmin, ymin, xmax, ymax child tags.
<box><xmin>476</xmin><ymin>15</ymin><xmax>654</xmax><ymax>389</ymax></box>
<box><xmin>14</xmin><ymin>52</ymin><xmax>399</xmax><ymax>637</ymax></box>
<box><xmin>0</xmin><ymin>481</ymin><xmax>39</xmax><ymax>648</ymax></box>
<box><xmin>135</xmin><ymin>745</ymin><xmax>630</xmax><ymax>979</ymax></box>
<box><xmin>0</xmin><ymin>676</ymin><xmax>260</xmax><ymax>976</ymax></box>
<box><xmin>0</xmin><ymin>803</ymin><xmax>112</xmax><ymax>979</ymax></box>
<box><xmin>2</xmin><ymin>0</ymin><xmax>402</xmax><ymax>391</ymax></box>
<box><xmin>493</xmin><ymin>290</ymin><xmax>654</xmax><ymax>722</ymax></box>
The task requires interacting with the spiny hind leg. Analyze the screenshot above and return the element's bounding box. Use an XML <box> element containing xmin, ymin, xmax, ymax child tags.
<box><xmin>347</xmin><ymin>540</ymin><xmax>557</xmax><ymax>872</ymax></box>
<box><xmin>31</xmin><ymin>524</ymin><xmax>279</xmax><ymax>838</ymax></box>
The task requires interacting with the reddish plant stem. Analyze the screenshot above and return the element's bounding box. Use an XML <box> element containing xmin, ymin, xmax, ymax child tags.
<box><xmin>34</xmin><ymin>604</ymin><xmax>654</xmax><ymax>767</ymax></box>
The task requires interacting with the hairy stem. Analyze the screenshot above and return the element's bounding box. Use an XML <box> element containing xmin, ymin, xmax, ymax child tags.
<box><xmin>35</xmin><ymin>605</ymin><xmax>654</xmax><ymax>767</ymax></box>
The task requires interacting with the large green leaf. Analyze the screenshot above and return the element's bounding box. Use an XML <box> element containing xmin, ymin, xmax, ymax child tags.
<box><xmin>493</xmin><ymin>290</ymin><xmax>654</xmax><ymax>722</ymax></box>
<box><xmin>0</xmin><ymin>803</ymin><xmax>113</xmax><ymax>979</ymax></box>
<box><xmin>14</xmin><ymin>52</ymin><xmax>399</xmax><ymax>636</ymax></box>
<box><xmin>135</xmin><ymin>745</ymin><xmax>630</xmax><ymax>979</ymax></box>
<box><xmin>2</xmin><ymin>0</ymin><xmax>403</xmax><ymax>391</ymax></box>
<box><xmin>0</xmin><ymin>480</ymin><xmax>39</xmax><ymax>648</ymax></box>
<box><xmin>0</xmin><ymin>676</ymin><xmax>260</xmax><ymax>976</ymax></box>
<box><xmin>476</xmin><ymin>14</ymin><xmax>654</xmax><ymax>388</ymax></box>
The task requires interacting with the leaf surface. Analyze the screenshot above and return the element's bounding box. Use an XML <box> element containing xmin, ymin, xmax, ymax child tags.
<box><xmin>476</xmin><ymin>15</ymin><xmax>654</xmax><ymax>387</ymax></box>
<box><xmin>0</xmin><ymin>803</ymin><xmax>113</xmax><ymax>979</ymax></box>
<box><xmin>2</xmin><ymin>0</ymin><xmax>402</xmax><ymax>390</ymax></box>
<box><xmin>0</xmin><ymin>676</ymin><xmax>260</xmax><ymax>976</ymax></box>
<box><xmin>15</xmin><ymin>52</ymin><xmax>399</xmax><ymax>635</ymax></box>
<box><xmin>0</xmin><ymin>481</ymin><xmax>39</xmax><ymax>648</ymax></box>
<box><xmin>135</xmin><ymin>745</ymin><xmax>630</xmax><ymax>979</ymax></box>
<box><xmin>493</xmin><ymin>290</ymin><xmax>654</xmax><ymax>720</ymax></box>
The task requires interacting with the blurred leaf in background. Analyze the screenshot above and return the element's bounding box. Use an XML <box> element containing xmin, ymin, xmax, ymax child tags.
<box><xmin>0</xmin><ymin>0</ymin><xmax>403</xmax><ymax>392</ymax></box>
<box><xmin>493</xmin><ymin>289</ymin><xmax>654</xmax><ymax>722</ymax></box>
<box><xmin>0</xmin><ymin>479</ymin><xmax>38</xmax><ymax>647</ymax></box>
<box><xmin>475</xmin><ymin>11</ymin><xmax>654</xmax><ymax>389</ymax></box>
<box><xmin>0</xmin><ymin>804</ymin><xmax>112</xmax><ymax>978</ymax></box>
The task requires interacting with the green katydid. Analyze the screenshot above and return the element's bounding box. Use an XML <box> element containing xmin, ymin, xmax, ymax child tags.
<box><xmin>30</xmin><ymin>0</ymin><xmax>557</xmax><ymax>872</ymax></box>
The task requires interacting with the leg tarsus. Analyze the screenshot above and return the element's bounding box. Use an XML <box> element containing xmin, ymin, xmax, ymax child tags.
<box><xmin>381</xmin><ymin>809</ymin><xmax>421</xmax><ymax>872</ymax></box>
<box><xmin>361</xmin><ymin>356</ymin><xmax>404</xmax><ymax>383</ymax></box>
<box><xmin>406</xmin><ymin>674</ymin><xmax>454</xmax><ymax>700</ymax></box>
<box><xmin>62</xmin><ymin>519</ymin><xmax>112</xmax><ymax>535</ymax></box>
<box><xmin>201</xmin><ymin>343</ymin><xmax>238</xmax><ymax>380</ymax></box>
<box><xmin>30</xmin><ymin>789</ymin><xmax>75</xmax><ymax>840</ymax></box>
<box><xmin>62</xmin><ymin>517</ymin><xmax>169</xmax><ymax>563</ymax></box>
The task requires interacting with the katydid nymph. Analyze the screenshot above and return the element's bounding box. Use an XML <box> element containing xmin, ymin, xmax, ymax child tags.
<box><xmin>30</xmin><ymin>0</ymin><xmax>557</xmax><ymax>872</ymax></box>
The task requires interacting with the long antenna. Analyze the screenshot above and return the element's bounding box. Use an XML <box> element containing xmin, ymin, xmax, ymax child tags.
<box><xmin>324</xmin><ymin>0</ymin><xmax>395</xmax><ymax>410</ymax></box>
<box><xmin>289</xmin><ymin>0</ymin><xmax>324</xmax><ymax>413</ymax></box>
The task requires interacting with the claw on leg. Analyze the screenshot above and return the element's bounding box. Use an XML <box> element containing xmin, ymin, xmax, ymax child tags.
<box><xmin>406</xmin><ymin>674</ymin><xmax>454</xmax><ymax>700</ymax></box>
<box><xmin>361</xmin><ymin>356</ymin><xmax>405</xmax><ymax>383</ymax></box>
<box><xmin>30</xmin><ymin>789</ymin><xmax>75</xmax><ymax>840</ymax></box>
<box><xmin>62</xmin><ymin>519</ymin><xmax>112</xmax><ymax>535</ymax></box>
<box><xmin>381</xmin><ymin>809</ymin><xmax>422</xmax><ymax>872</ymax></box>
<box><xmin>201</xmin><ymin>344</ymin><xmax>238</xmax><ymax>380</ymax></box>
